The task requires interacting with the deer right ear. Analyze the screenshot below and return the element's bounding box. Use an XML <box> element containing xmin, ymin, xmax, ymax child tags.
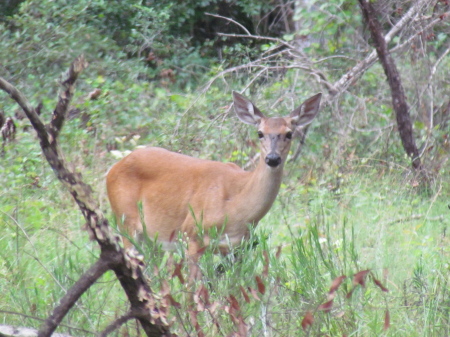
<box><xmin>290</xmin><ymin>93</ymin><xmax>322</xmax><ymax>128</ymax></box>
<box><xmin>233</xmin><ymin>91</ymin><xmax>265</xmax><ymax>125</ymax></box>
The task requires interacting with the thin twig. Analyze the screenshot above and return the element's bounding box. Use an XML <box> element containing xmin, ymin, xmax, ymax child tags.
<box><xmin>205</xmin><ymin>12</ymin><xmax>251</xmax><ymax>35</ymax></box>
<box><xmin>99</xmin><ymin>311</ymin><xmax>140</xmax><ymax>337</ymax></box>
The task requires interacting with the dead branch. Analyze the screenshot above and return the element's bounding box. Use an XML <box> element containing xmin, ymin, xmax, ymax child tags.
<box><xmin>0</xmin><ymin>56</ymin><xmax>171</xmax><ymax>337</ymax></box>
<box><xmin>205</xmin><ymin>12</ymin><xmax>251</xmax><ymax>35</ymax></box>
<box><xmin>99</xmin><ymin>310</ymin><xmax>142</xmax><ymax>337</ymax></box>
<box><xmin>331</xmin><ymin>0</ymin><xmax>436</xmax><ymax>100</ymax></box>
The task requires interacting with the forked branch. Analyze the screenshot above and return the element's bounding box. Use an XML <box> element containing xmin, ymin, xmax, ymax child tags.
<box><xmin>0</xmin><ymin>56</ymin><xmax>170</xmax><ymax>337</ymax></box>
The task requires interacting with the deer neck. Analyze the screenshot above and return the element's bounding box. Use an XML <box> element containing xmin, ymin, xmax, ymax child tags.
<box><xmin>241</xmin><ymin>155</ymin><xmax>285</xmax><ymax>221</ymax></box>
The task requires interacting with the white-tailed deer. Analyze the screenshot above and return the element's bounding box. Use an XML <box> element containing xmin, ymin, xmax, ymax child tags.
<box><xmin>107</xmin><ymin>91</ymin><xmax>321</xmax><ymax>260</ymax></box>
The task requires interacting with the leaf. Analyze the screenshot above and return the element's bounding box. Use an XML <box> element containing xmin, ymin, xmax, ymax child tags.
<box><xmin>172</xmin><ymin>261</ymin><xmax>185</xmax><ymax>284</ymax></box>
<box><xmin>318</xmin><ymin>299</ymin><xmax>334</xmax><ymax>313</ymax></box>
<box><xmin>199</xmin><ymin>285</ymin><xmax>210</xmax><ymax>305</ymax></box>
<box><xmin>237</xmin><ymin>316</ymin><xmax>247</xmax><ymax>336</ymax></box>
<box><xmin>248</xmin><ymin>287</ymin><xmax>261</xmax><ymax>301</ymax></box>
<box><xmin>353</xmin><ymin>270</ymin><xmax>370</xmax><ymax>287</ymax></box>
<box><xmin>87</xmin><ymin>88</ymin><xmax>101</xmax><ymax>100</ymax></box>
<box><xmin>255</xmin><ymin>276</ymin><xmax>266</xmax><ymax>295</ymax></box>
<box><xmin>196</xmin><ymin>246</ymin><xmax>207</xmax><ymax>255</ymax></box>
<box><xmin>240</xmin><ymin>285</ymin><xmax>250</xmax><ymax>303</ymax></box>
<box><xmin>189</xmin><ymin>310</ymin><xmax>204</xmax><ymax>337</ymax></box>
<box><xmin>346</xmin><ymin>288</ymin><xmax>354</xmax><ymax>299</ymax></box>
<box><xmin>160</xmin><ymin>280</ymin><xmax>170</xmax><ymax>296</ymax></box>
<box><xmin>275</xmin><ymin>245</ymin><xmax>282</xmax><ymax>259</ymax></box>
<box><xmin>384</xmin><ymin>309</ymin><xmax>390</xmax><ymax>330</ymax></box>
<box><xmin>301</xmin><ymin>311</ymin><xmax>314</xmax><ymax>330</ymax></box>
<box><xmin>329</xmin><ymin>275</ymin><xmax>346</xmax><ymax>294</ymax></box>
<box><xmin>373</xmin><ymin>277</ymin><xmax>389</xmax><ymax>292</ymax></box>
<box><xmin>228</xmin><ymin>294</ymin><xmax>241</xmax><ymax>312</ymax></box>
<box><xmin>167</xmin><ymin>294</ymin><xmax>181</xmax><ymax>309</ymax></box>
<box><xmin>169</xmin><ymin>229</ymin><xmax>176</xmax><ymax>242</ymax></box>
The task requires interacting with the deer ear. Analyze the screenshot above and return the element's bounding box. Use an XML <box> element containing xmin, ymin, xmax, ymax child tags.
<box><xmin>290</xmin><ymin>93</ymin><xmax>322</xmax><ymax>127</ymax></box>
<box><xmin>233</xmin><ymin>91</ymin><xmax>265</xmax><ymax>125</ymax></box>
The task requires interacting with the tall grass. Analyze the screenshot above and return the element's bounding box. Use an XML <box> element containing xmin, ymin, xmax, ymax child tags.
<box><xmin>1</xmin><ymin>154</ymin><xmax>449</xmax><ymax>336</ymax></box>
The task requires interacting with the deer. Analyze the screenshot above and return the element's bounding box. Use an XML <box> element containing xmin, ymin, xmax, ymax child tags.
<box><xmin>106</xmin><ymin>91</ymin><xmax>321</xmax><ymax>269</ymax></box>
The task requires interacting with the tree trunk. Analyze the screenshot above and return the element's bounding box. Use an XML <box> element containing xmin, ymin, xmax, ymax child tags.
<box><xmin>359</xmin><ymin>0</ymin><xmax>422</xmax><ymax>170</ymax></box>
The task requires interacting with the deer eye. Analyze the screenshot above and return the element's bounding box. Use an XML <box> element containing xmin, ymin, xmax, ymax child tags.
<box><xmin>286</xmin><ymin>131</ymin><xmax>293</xmax><ymax>139</ymax></box>
<box><xmin>257</xmin><ymin>131</ymin><xmax>264</xmax><ymax>139</ymax></box>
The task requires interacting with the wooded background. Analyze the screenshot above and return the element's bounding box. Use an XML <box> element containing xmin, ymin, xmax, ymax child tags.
<box><xmin>0</xmin><ymin>1</ymin><xmax>449</xmax><ymax>336</ymax></box>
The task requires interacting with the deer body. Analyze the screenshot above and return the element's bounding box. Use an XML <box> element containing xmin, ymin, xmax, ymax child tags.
<box><xmin>107</xmin><ymin>92</ymin><xmax>321</xmax><ymax>257</ymax></box>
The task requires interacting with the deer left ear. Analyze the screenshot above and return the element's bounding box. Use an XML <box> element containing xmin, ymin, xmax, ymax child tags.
<box><xmin>233</xmin><ymin>91</ymin><xmax>266</xmax><ymax>126</ymax></box>
<box><xmin>290</xmin><ymin>93</ymin><xmax>322</xmax><ymax>127</ymax></box>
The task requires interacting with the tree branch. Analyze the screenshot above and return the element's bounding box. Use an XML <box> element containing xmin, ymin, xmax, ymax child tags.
<box><xmin>0</xmin><ymin>57</ymin><xmax>171</xmax><ymax>337</ymax></box>
<box><xmin>99</xmin><ymin>310</ymin><xmax>142</xmax><ymax>337</ymax></box>
<box><xmin>37</xmin><ymin>257</ymin><xmax>111</xmax><ymax>336</ymax></box>
<box><xmin>331</xmin><ymin>0</ymin><xmax>434</xmax><ymax>100</ymax></box>
<box><xmin>0</xmin><ymin>77</ymin><xmax>47</xmax><ymax>143</ymax></box>
<box><xmin>49</xmin><ymin>55</ymin><xmax>89</xmax><ymax>139</ymax></box>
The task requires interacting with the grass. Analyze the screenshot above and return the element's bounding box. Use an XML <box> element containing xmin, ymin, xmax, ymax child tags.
<box><xmin>0</xmin><ymin>73</ymin><xmax>449</xmax><ymax>336</ymax></box>
<box><xmin>1</xmin><ymin>144</ymin><xmax>449</xmax><ymax>336</ymax></box>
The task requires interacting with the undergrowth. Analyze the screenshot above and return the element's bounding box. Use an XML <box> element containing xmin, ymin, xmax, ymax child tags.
<box><xmin>1</xmin><ymin>154</ymin><xmax>449</xmax><ymax>336</ymax></box>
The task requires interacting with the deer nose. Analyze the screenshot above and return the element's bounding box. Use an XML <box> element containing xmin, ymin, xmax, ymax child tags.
<box><xmin>265</xmin><ymin>153</ymin><xmax>281</xmax><ymax>167</ymax></box>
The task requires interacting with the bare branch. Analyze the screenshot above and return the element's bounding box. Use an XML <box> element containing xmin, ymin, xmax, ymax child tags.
<box><xmin>205</xmin><ymin>12</ymin><xmax>251</xmax><ymax>35</ymax></box>
<box><xmin>217</xmin><ymin>32</ymin><xmax>296</xmax><ymax>50</ymax></box>
<box><xmin>331</xmin><ymin>1</ymin><xmax>442</xmax><ymax>99</ymax></box>
<box><xmin>49</xmin><ymin>55</ymin><xmax>88</xmax><ymax>138</ymax></box>
<box><xmin>0</xmin><ymin>77</ymin><xmax>47</xmax><ymax>142</ymax></box>
<box><xmin>37</xmin><ymin>257</ymin><xmax>111</xmax><ymax>336</ymax></box>
<box><xmin>99</xmin><ymin>311</ymin><xmax>142</xmax><ymax>337</ymax></box>
<box><xmin>0</xmin><ymin>58</ymin><xmax>171</xmax><ymax>337</ymax></box>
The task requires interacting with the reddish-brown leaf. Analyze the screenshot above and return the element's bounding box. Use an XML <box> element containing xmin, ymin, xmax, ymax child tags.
<box><xmin>193</xmin><ymin>287</ymin><xmax>205</xmax><ymax>311</ymax></box>
<box><xmin>199</xmin><ymin>285</ymin><xmax>210</xmax><ymax>305</ymax></box>
<box><xmin>189</xmin><ymin>311</ymin><xmax>204</xmax><ymax>337</ymax></box>
<box><xmin>209</xmin><ymin>301</ymin><xmax>220</xmax><ymax>314</ymax></box>
<box><xmin>169</xmin><ymin>229</ymin><xmax>177</xmax><ymax>242</ymax></box>
<box><xmin>167</xmin><ymin>294</ymin><xmax>181</xmax><ymax>309</ymax></box>
<box><xmin>240</xmin><ymin>285</ymin><xmax>250</xmax><ymax>303</ymax></box>
<box><xmin>88</xmin><ymin>88</ymin><xmax>102</xmax><ymax>100</ymax></box>
<box><xmin>275</xmin><ymin>245</ymin><xmax>282</xmax><ymax>259</ymax></box>
<box><xmin>373</xmin><ymin>277</ymin><xmax>389</xmax><ymax>292</ymax></box>
<box><xmin>353</xmin><ymin>269</ymin><xmax>370</xmax><ymax>287</ymax></box>
<box><xmin>228</xmin><ymin>294</ymin><xmax>241</xmax><ymax>312</ymax></box>
<box><xmin>237</xmin><ymin>316</ymin><xmax>247</xmax><ymax>336</ymax></box>
<box><xmin>248</xmin><ymin>287</ymin><xmax>261</xmax><ymax>301</ymax></box>
<box><xmin>346</xmin><ymin>288</ymin><xmax>354</xmax><ymax>299</ymax></box>
<box><xmin>160</xmin><ymin>280</ymin><xmax>170</xmax><ymax>296</ymax></box>
<box><xmin>255</xmin><ymin>276</ymin><xmax>266</xmax><ymax>295</ymax></box>
<box><xmin>262</xmin><ymin>250</ymin><xmax>269</xmax><ymax>277</ymax></box>
<box><xmin>172</xmin><ymin>261</ymin><xmax>185</xmax><ymax>284</ymax></box>
<box><xmin>196</xmin><ymin>246</ymin><xmax>207</xmax><ymax>255</ymax></box>
<box><xmin>318</xmin><ymin>299</ymin><xmax>334</xmax><ymax>313</ymax></box>
<box><xmin>301</xmin><ymin>311</ymin><xmax>314</xmax><ymax>330</ymax></box>
<box><xmin>384</xmin><ymin>309</ymin><xmax>390</xmax><ymax>330</ymax></box>
<box><xmin>329</xmin><ymin>275</ymin><xmax>347</xmax><ymax>294</ymax></box>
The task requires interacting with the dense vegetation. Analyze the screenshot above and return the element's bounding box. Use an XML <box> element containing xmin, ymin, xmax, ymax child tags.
<box><xmin>1</xmin><ymin>0</ymin><xmax>449</xmax><ymax>336</ymax></box>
